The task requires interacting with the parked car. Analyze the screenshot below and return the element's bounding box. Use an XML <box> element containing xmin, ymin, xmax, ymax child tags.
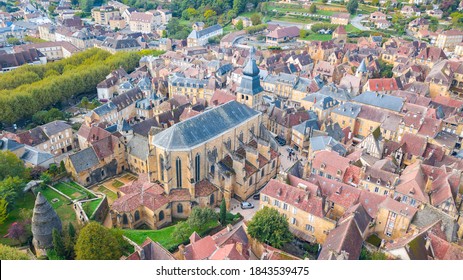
<box><xmin>275</xmin><ymin>136</ymin><xmax>286</xmax><ymax>146</ymax></box>
<box><xmin>240</xmin><ymin>202</ymin><xmax>254</xmax><ymax>209</ymax></box>
<box><xmin>252</xmin><ymin>193</ymin><xmax>260</xmax><ymax>200</ymax></box>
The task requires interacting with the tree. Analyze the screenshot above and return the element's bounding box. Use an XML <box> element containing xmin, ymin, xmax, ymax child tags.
<box><xmin>300</xmin><ymin>29</ymin><xmax>309</xmax><ymax>38</ymax></box>
<box><xmin>346</xmin><ymin>0</ymin><xmax>359</xmax><ymax>14</ymax></box>
<box><xmin>0</xmin><ymin>199</ymin><xmax>8</xmax><ymax>225</ymax></box>
<box><xmin>0</xmin><ymin>244</ymin><xmax>30</xmax><ymax>260</ymax></box>
<box><xmin>80</xmin><ymin>96</ymin><xmax>89</xmax><ymax>110</ymax></box>
<box><xmin>371</xmin><ymin>0</ymin><xmax>379</xmax><ymax>6</ymax></box>
<box><xmin>52</xmin><ymin>228</ymin><xmax>66</xmax><ymax>258</ymax></box>
<box><xmin>0</xmin><ymin>151</ymin><xmax>27</xmax><ymax>180</ymax></box>
<box><xmin>219</xmin><ymin>200</ymin><xmax>227</xmax><ymax>225</ymax></box>
<box><xmin>187</xmin><ymin>207</ymin><xmax>217</xmax><ymax>231</ymax></box>
<box><xmin>250</xmin><ymin>13</ymin><xmax>262</xmax><ymax>25</ymax></box>
<box><xmin>7</xmin><ymin>37</ymin><xmax>20</xmax><ymax>45</ymax></box>
<box><xmin>0</xmin><ymin>177</ymin><xmax>27</xmax><ymax>211</ymax></box>
<box><xmin>182</xmin><ymin>7</ymin><xmax>197</xmax><ymax>20</ymax></box>
<box><xmin>204</xmin><ymin>9</ymin><xmax>217</xmax><ymax>19</ymax></box>
<box><xmin>75</xmin><ymin>222</ymin><xmax>121</xmax><ymax>260</ymax></box>
<box><xmin>236</xmin><ymin>19</ymin><xmax>244</xmax><ymax>30</ymax></box>
<box><xmin>60</xmin><ymin>161</ymin><xmax>66</xmax><ymax>173</ymax></box>
<box><xmin>8</xmin><ymin>222</ymin><xmax>26</xmax><ymax>244</ymax></box>
<box><xmin>68</xmin><ymin>222</ymin><xmax>76</xmax><ymax>241</ymax></box>
<box><xmin>247</xmin><ymin>207</ymin><xmax>292</xmax><ymax>249</ymax></box>
<box><xmin>172</xmin><ymin>221</ymin><xmax>191</xmax><ymax>241</ymax></box>
<box><xmin>40</xmin><ymin>172</ymin><xmax>52</xmax><ymax>186</ymax></box>
<box><xmin>233</xmin><ymin>0</ymin><xmax>247</xmax><ymax>14</ymax></box>
<box><xmin>309</xmin><ymin>4</ymin><xmax>317</xmax><ymax>14</ymax></box>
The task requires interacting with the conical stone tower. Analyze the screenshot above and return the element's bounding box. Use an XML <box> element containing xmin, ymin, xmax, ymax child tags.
<box><xmin>32</xmin><ymin>192</ymin><xmax>62</xmax><ymax>252</ymax></box>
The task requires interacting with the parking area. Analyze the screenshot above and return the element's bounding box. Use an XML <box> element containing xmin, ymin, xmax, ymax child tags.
<box><xmin>229</xmin><ymin>197</ymin><xmax>260</xmax><ymax>221</ymax></box>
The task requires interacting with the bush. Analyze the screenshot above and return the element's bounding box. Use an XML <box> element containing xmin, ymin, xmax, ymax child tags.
<box><xmin>246</xmin><ymin>24</ymin><xmax>268</xmax><ymax>34</ymax></box>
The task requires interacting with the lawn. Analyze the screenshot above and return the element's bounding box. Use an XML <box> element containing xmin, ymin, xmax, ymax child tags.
<box><xmin>53</xmin><ymin>182</ymin><xmax>87</xmax><ymax>200</ymax></box>
<box><xmin>97</xmin><ymin>185</ymin><xmax>117</xmax><ymax>200</ymax></box>
<box><xmin>0</xmin><ymin>192</ymin><xmax>35</xmax><ymax>246</ymax></box>
<box><xmin>301</xmin><ymin>33</ymin><xmax>333</xmax><ymax>41</ymax></box>
<box><xmin>82</xmin><ymin>198</ymin><xmax>103</xmax><ymax>218</ymax></box>
<box><xmin>67</xmin><ymin>181</ymin><xmax>96</xmax><ymax>199</ymax></box>
<box><xmin>121</xmin><ymin>220</ymin><xmax>219</xmax><ymax>252</ymax></box>
<box><xmin>112</xmin><ymin>180</ymin><xmax>125</xmax><ymax>188</ymax></box>
<box><xmin>346</xmin><ymin>24</ymin><xmax>361</xmax><ymax>33</ymax></box>
<box><xmin>38</xmin><ymin>187</ymin><xmax>76</xmax><ymax>224</ymax></box>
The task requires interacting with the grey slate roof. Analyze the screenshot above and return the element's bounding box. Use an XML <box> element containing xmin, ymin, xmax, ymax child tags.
<box><xmin>353</xmin><ymin>91</ymin><xmax>404</xmax><ymax>112</ymax></box>
<box><xmin>332</xmin><ymin>102</ymin><xmax>361</xmax><ymax>118</ymax></box>
<box><xmin>188</xmin><ymin>24</ymin><xmax>222</xmax><ymax>39</ymax></box>
<box><xmin>68</xmin><ymin>147</ymin><xmax>100</xmax><ymax>173</ymax></box>
<box><xmin>21</xmin><ymin>146</ymin><xmax>54</xmax><ymax>166</ymax></box>
<box><xmin>94</xmin><ymin>102</ymin><xmax>117</xmax><ymax>116</ymax></box>
<box><xmin>310</xmin><ymin>136</ymin><xmax>346</xmax><ymax>156</ymax></box>
<box><xmin>0</xmin><ymin>137</ymin><xmax>24</xmax><ymax>152</ymax></box>
<box><xmin>170</xmin><ymin>73</ymin><xmax>208</xmax><ymax>88</ymax></box>
<box><xmin>127</xmin><ymin>135</ymin><xmax>149</xmax><ymax>160</ymax></box>
<box><xmin>152</xmin><ymin>101</ymin><xmax>260</xmax><ymax>151</ymax></box>
<box><xmin>293</xmin><ymin>119</ymin><xmax>319</xmax><ymax>135</ymax></box>
<box><xmin>41</xmin><ymin>121</ymin><xmax>71</xmax><ymax>136</ymax></box>
<box><xmin>237</xmin><ymin>55</ymin><xmax>264</xmax><ymax>95</ymax></box>
<box><xmin>411</xmin><ymin>204</ymin><xmax>458</xmax><ymax>242</ymax></box>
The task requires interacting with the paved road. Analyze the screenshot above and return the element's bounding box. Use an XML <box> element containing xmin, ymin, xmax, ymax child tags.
<box><xmin>229</xmin><ymin>197</ymin><xmax>260</xmax><ymax>221</ymax></box>
<box><xmin>351</xmin><ymin>15</ymin><xmax>369</xmax><ymax>31</ymax></box>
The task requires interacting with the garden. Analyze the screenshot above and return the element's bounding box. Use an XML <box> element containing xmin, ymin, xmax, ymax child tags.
<box><xmin>53</xmin><ymin>181</ymin><xmax>96</xmax><ymax>200</ymax></box>
<box><xmin>35</xmin><ymin>186</ymin><xmax>76</xmax><ymax>225</ymax></box>
<box><xmin>121</xmin><ymin>207</ymin><xmax>241</xmax><ymax>252</ymax></box>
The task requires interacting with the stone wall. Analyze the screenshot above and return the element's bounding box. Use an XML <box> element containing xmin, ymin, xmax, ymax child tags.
<box><xmin>90</xmin><ymin>196</ymin><xmax>109</xmax><ymax>223</ymax></box>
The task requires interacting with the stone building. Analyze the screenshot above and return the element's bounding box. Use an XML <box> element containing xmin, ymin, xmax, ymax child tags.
<box><xmin>148</xmin><ymin>100</ymin><xmax>280</xmax><ymax>210</ymax></box>
<box><xmin>31</xmin><ymin>192</ymin><xmax>62</xmax><ymax>254</ymax></box>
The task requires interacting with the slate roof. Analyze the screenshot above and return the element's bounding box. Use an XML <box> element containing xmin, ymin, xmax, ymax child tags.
<box><xmin>127</xmin><ymin>135</ymin><xmax>149</xmax><ymax>161</ymax></box>
<box><xmin>332</xmin><ymin>102</ymin><xmax>361</xmax><ymax>118</ymax></box>
<box><xmin>41</xmin><ymin>121</ymin><xmax>71</xmax><ymax>136</ymax></box>
<box><xmin>152</xmin><ymin>101</ymin><xmax>259</xmax><ymax>151</ymax></box>
<box><xmin>353</xmin><ymin>91</ymin><xmax>404</xmax><ymax>112</ymax></box>
<box><xmin>21</xmin><ymin>146</ymin><xmax>54</xmax><ymax>166</ymax></box>
<box><xmin>0</xmin><ymin>137</ymin><xmax>24</xmax><ymax>152</ymax></box>
<box><xmin>188</xmin><ymin>24</ymin><xmax>222</xmax><ymax>39</ymax></box>
<box><xmin>310</xmin><ymin>136</ymin><xmax>346</xmax><ymax>156</ymax></box>
<box><xmin>68</xmin><ymin>147</ymin><xmax>100</xmax><ymax>173</ymax></box>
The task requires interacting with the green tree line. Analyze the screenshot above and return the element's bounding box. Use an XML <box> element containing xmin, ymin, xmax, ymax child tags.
<box><xmin>0</xmin><ymin>48</ymin><xmax>141</xmax><ymax>124</ymax></box>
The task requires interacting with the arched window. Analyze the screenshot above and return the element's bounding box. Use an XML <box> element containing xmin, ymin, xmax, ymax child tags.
<box><xmin>210</xmin><ymin>194</ymin><xmax>215</xmax><ymax>205</ymax></box>
<box><xmin>159</xmin><ymin>210</ymin><xmax>165</xmax><ymax>221</ymax></box>
<box><xmin>176</xmin><ymin>157</ymin><xmax>182</xmax><ymax>188</ymax></box>
<box><xmin>195</xmin><ymin>153</ymin><xmax>200</xmax><ymax>182</ymax></box>
<box><xmin>159</xmin><ymin>155</ymin><xmax>165</xmax><ymax>181</ymax></box>
<box><xmin>134</xmin><ymin>210</ymin><xmax>140</xmax><ymax>221</ymax></box>
<box><xmin>177</xmin><ymin>203</ymin><xmax>183</xmax><ymax>213</ymax></box>
<box><xmin>122</xmin><ymin>214</ymin><xmax>128</xmax><ymax>224</ymax></box>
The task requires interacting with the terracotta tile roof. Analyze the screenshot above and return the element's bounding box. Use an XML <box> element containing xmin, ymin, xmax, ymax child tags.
<box><xmin>308</xmin><ymin>174</ymin><xmax>361</xmax><ymax>210</ymax></box>
<box><xmin>395</xmin><ymin>162</ymin><xmax>428</xmax><ymax>203</ymax></box>
<box><xmin>312</xmin><ymin>150</ymin><xmax>351</xmax><ymax>179</ymax></box>
<box><xmin>184</xmin><ymin>234</ymin><xmax>217</xmax><ymax>260</ymax></box>
<box><xmin>358</xmin><ymin>190</ymin><xmax>386</xmax><ymax>218</ymax></box>
<box><xmin>195</xmin><ymin>180</ymin><xmax>217</xmax><ymax>197</ymax></box>
<box><xmin>77</xmin><ymin>125</ymin><xmax>112</xmax><ymax>144</ymax></box>
<box><xmin>261</xmin><ymin>179</ymin><xmax>325</xmax><ymax>218</ymax></box>
<box><xmin>417</xmin><ymin>117</ymin><xmax>442</xmax><ymax>138</ymax></box>
<box><xmin>210</xmin><ymin>89</ymin><xmax>236</xmax><ymax>106</ymax></box>
<box><xmin>367</xmin><ymin>78</ymin><xmax>400</xmax><ymax>91</ymax></box>
<box><xmin>209</xmin><ymin>243</ymin><xmax>246</xmax><ymax>260</ymax></box>
<box><xmin>428</xmin><ymin>232</ymin><xmax>463</xmax><ymax>260</ymax></box>
<box><xmin>267</xmin><ymin>26</ymin><xmax>300</xmax><ymax>40</ymax></box>
<box><xmin>92</xmin><ymin>135</ymin><xmax>120</xmax><ymax>160</ymax></box>
<box><xmin>112</xmin><ymin>176</ymin><xmax>169</xmax><ymax>212</ymax></box>
<box><xmin>400</xmin><ymin>132</ymin><xmax>427</xmax><ymax>156</ymax></box>
<box><xmin>169</xmin><ymin>188</ymin><xmax>191</xmax><ymax>202</ymax></box>
<box><xmin>379</xmin><ymin>197</ymin><xmax>418</xmax><ymax>219</ymax></box>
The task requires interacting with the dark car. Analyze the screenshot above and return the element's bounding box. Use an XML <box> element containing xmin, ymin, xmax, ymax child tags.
<box><xmin>275</xmin><ymin>136</ymin><xmax>286</xmax><ymax>146</ymax></box>
<box><xmin>252</xmin><ymin>193</ymin><xmax>260</xmax><ymax>200</ymax></box>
